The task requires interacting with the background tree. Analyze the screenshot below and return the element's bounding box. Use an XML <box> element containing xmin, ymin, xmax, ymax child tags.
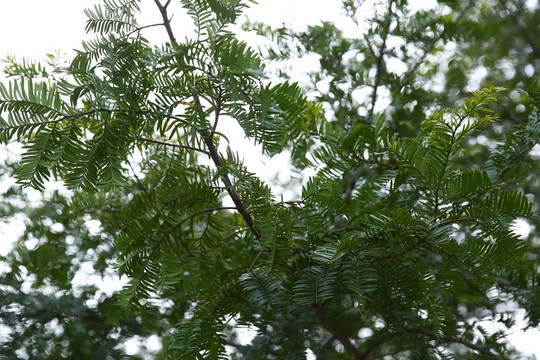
<box><xmin>0</xmin><ymin>175</ymin><xmax>171</xmax><ymax>359</ymax></box>
<box><xmin>0</xmin><ymin>1</ymin><xmax>539</xmax><ymax>359</ymax></box>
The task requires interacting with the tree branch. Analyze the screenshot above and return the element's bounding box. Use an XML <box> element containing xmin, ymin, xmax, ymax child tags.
<box><xmin>403</xmin><ymin>328</ymin><xmax>504</xmax><ymax>360</ymax></box>
<box><xmin>153</xmin><ymin>0</ymin><xmax>262</xmax><ymax>256</ymax></box>
<box><xmin>312</xmin><ymin>303</ymin><xmax>363</xmax><ymax>360</ymax></box>
<box><xmin>192</xmin><ymin>95</ymin><xmax>262</xmax><ymax>242</ymax></box>
<box><xmin>201</xmin><ymin>126</ymin><xmax>262</xmax><ymax>241</ymax></box>
<box><xmin>362</xmin><ymin>332</ymin><xmax>399</xmax><ymax>359</ymax></box>
<box><xmin>361</xmin><ymin>328</ymin><xmax>504</xmax><ymax>360</ymax></box>
<box><xmin>373</xmin><ymin>344</ymin><xmax>438</xmax><ymax>359</ymax></box>
<box><xmin>153</xmin><ymin>0</ymin><xmax>177</xmax><ymax>45</ymax></box>
<box><xmin>370</xmin><ymin>0</ymin><xmax>394</xmax><ymax>115</ymax></box>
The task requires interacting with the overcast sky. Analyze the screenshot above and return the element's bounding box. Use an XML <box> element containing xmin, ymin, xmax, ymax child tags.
<box><xmin>0</xmin><ymin>0</ymin><xmax>346</xmax><ymax>58</ymax></box>
<box><xmin>1</xmin><ymin>0</ymin><xmax>539</xmax><ymax>357</ymax></box>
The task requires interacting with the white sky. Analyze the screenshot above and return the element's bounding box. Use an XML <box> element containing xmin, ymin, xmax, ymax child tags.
<box><xmin>1</xmin><ymin>0</ymin><xmax>539</xmax><ymax>358</ymax></box>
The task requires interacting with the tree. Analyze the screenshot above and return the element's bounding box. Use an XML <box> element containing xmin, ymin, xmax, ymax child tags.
<box><xmin>0</xmin><ymin>0</ymin><xmax>539</xmax><ymax>359</ymax></box>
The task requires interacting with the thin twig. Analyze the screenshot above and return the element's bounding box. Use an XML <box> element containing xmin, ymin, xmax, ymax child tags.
<box><xmin>133</xmin><ymin>136</ymin><xmax>211</xmax><ymax>156</ymax></box>
<box><xmin>123</xmin><ymin>23</ymin><xmax>165</xmax><ymax>38</ymax></box>
<box><xmin>352</xmin><ymin>152</ymin><xmax>398</xmax><ymax>169</ymax></box>
<box><xmin>211</xmin><ymin>86</ymin><xmax>223</xmax><ymax>138</ymax></box>
<box><xmin>127</xmin><ymin>160</ymin><xmax>152</xmax><ymax>198</ymax></box>
<box><xmin>248</xmin><ymin>249</ymin><xmax>265</xmax><ymax>272</ymax></box>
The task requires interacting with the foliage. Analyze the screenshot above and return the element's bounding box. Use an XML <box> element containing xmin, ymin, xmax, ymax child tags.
<box><xmin>0</xmin><ymin>0</ymin><xmax>539</xmax><ymax>359</ymax></box>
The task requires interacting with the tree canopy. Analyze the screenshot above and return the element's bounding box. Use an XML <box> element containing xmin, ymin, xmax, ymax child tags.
<box><xmin>0</xmin><ymin>0</ymin><xmax>539</xmax><ymax>359</ymax></box>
